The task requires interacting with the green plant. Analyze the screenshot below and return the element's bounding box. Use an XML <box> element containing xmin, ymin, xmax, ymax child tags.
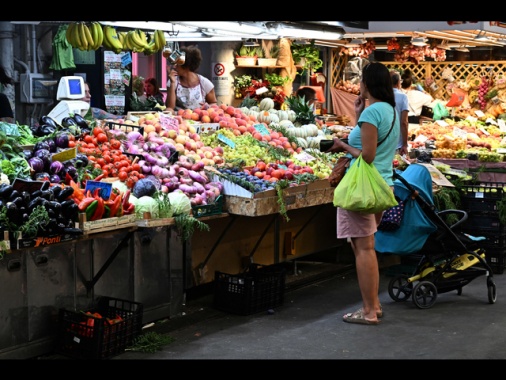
<box><xmin>269</xmin><ymin>44</ymin><xmax>280</xmax><ymax>58</ymax></box>
<box><xmin>290</xmin><ymin>41</ymin><xmax>323</xmax><ymax>73</ymax></box>
<box><xmin>285</xmin><ymin>94</ymin><xmax>316</xmax><ymax>125</ymax></box>
<box><xmin>236</xmin><ymin>44</ymin><xmax>258</xmax><ymax>57</ymax></box>
<box><xmin>233</xmin><ymin>74</ymin><xmax>253</xmax><ymax>90</ymax></box>
<box><xmin>264</xmin><ymin>73</ymin><xmax>291</xmax><ymax>87</ymax></box>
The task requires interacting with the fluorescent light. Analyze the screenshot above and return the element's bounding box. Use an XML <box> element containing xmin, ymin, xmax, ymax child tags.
<box><xmin>99</xmin><ymin>21</ymin><xmax>196</xmax><ymax>33</ymax></box>
<box><xmin>265</xmin><ymin>22</ymin><xmax>344</xmax><ymax>40</ymax></box>
<box><xmin>176</xmin><ymin>22</ymin><xmax>266</xmax><ymax>36</ymax></box>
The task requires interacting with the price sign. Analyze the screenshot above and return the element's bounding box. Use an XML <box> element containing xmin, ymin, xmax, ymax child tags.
<box><xmin>0</xmin><ymin>122</ymin><xmax>20</xmax><ymax>136</ymax></box>
<box><xmin>479</xmin><ymin>127</ymin><xmax>490</xmax><ymax>136</ymax></box>
<box><xmin>217</xmin><ymin>133</ymin><xmax>236</xmax><ymax>148</ymax></box>
<box><xmin>498</xmin><ymin>118</ymin><xmax>506</xmax><ymax>132</ymax></box>
<box><xmin>12</xmin><ymin>178</ymin><xmax>45</xmax><ymax>193</ymax></box>
<box><xmin>452</xmin><ymin>127</ymin><xmax>467</xmax><ymax>138</ymax></box>
<box><xmin>295</xmin><ymin>151</ymin><xmax>315</xmax><ymax>162</ymax></box>
<box><xmin>253</xmin><ymin>124</ymin><xmax>270</xmax><ymax>136</ymax></box>
<box><xmin>160</xmin><ymin>113</ymin><xmax>179</xmax><ymax>131</ymax></box>
<box><xmin>52</xmin><ymin>147</ymin><xmax>76</xmax><ymax>162</ymax></box>
<box><xmin>84</xmin><ymin>180</ymin><xmax>112</xmax><ymax>200</ymax></box>
<box><xmin>474</xmin><ymin>109</ymin><xmax>485</xmax><ymax>118</ymax></box>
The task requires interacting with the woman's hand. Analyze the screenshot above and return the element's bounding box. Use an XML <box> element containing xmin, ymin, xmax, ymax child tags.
<box><xmin>354</xmin><ymin>96</ymin><xmax>366</xmax><ymax>115</ymax></box>
<box><xmin>167</xmin><ymin>67</ymin><xmax>177</xmax><ymax>84</ymax></box>
<box><xmin>329</xmin><ymin>137</ymin><xmax>347</xmax><ymax>153</ymax></box>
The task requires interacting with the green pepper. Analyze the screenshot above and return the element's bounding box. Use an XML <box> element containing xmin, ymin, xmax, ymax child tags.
<box><xmin>102</xmin><ymin>205</ymin><xmax>111</xmax><ymax>219</ymax></box>
<box><xmin>85</xmin><ymin>200</ymin><xmax>98</xmax><ymax>221</ymax></box>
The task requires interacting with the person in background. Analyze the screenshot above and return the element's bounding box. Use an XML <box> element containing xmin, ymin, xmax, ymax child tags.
<box><xmin>295</xmin><ymin>86</ymin><xmax>323</xmax><ymax>126</ymax></box>
<box><xmin>329</xmin><ymin>62</ymin><xmax>399</xmax><ymax>325</ymax></box>
<box><xmin>390</xmin><ymin>70</ymin><xmax>409</xmax><ymax>156</ymax></box>
<box><xmin>144</xmin><ymin>77</ymin><xmax>165</xmax><ymax>105</ymax></box>
<box><xmin>82</xmin><ymin>81</ymin><xmax>122</xmax><ymax>120</ymax></box>
<box><xmin>401</xmin><ymin>69</ymin><xmax>433</xmax><ymax>124</ymax></box>
<box><xmin>166</xmin><ymin>45</ymin><xmax>217</xmax><ymax>111</ymax></box>
<box><xmin>296</xmin><ymin>86</ymin><xmax>317</xmax><ymax>108</ymax></box>
<box><xmin>0</xmin><ymin>66</ymin><xmax>14</xmax><ymax>123</ymax></box>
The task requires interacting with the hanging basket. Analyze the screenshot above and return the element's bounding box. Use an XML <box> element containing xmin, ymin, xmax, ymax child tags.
<box><xmin>236</xmin><ymin>56</ymin><xmax>258</xmax><ymax>66</ymax></box>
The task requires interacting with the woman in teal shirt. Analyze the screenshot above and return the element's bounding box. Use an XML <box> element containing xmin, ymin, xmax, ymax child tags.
<box><xmin>330</xmin><ymin>62</ymin><xmax>399</xmax><ymax>325</ymax></box>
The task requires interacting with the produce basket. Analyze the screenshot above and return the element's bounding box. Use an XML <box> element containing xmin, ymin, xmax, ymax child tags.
<box><xmin>257</xmin><ymin>58</ymin><xmax>277</xmax><ymax>66</ymax></box>
<box><xmin>235</xmin><ymin>56</ymin><xmax>257</xmax><ymax>66</ymax></box>
<box><xmin>56</xmin><ymin>296</ymin><xmax>143</xmax><ymax>360</ymax></box>
<box><xmin>213</xmin><ymin>263</ymin><xmax>286</xmax><ymax>315</ymax></box>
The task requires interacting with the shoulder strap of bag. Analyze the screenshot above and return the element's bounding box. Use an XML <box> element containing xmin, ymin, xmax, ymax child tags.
<box><xmin>377</xmin><ymin>106</ymin><xmax>396</xmax><ymax>147</ymax></box>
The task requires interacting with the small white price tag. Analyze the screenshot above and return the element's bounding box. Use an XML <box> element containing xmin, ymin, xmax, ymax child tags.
<box><xmin>452</xmin><ymin>126</ymin><xmax>467</xmax><ymax>138</ymax></box>
<box><xmin>498</xmin><ymin>118</ymin><xmax>506</xmax><ymax>132</ymax></box>
<box><xmin>474</xmin><ymin>109</ymin><xmax>485</xmax><ymax>118</ymax></box>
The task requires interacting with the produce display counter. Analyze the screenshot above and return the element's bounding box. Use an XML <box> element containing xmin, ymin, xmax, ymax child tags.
<box><xmin>0</xmin><ymin>221</ymin><xmax>186</xmax><ymax>360</ymax></box>
<box><xmin>190</xmin><ymin>181</ymin><xmax>340</xmax><ymax>286</ymax></box>
<box><xmin>433</xmin><ymin>158</ymin><xmax>506</xmax><ymax>182</ymax></box>
<box><xmin>0</xmin><ymin>180</ymin><xmax>342</xmax><ymax>359</ymax></box>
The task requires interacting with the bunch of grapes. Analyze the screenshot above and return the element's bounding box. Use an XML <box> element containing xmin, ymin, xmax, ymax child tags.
<box><xmin>478</xmin><ymin>77</ymin><xmax>489</xmax><ymax>110</ymax></box>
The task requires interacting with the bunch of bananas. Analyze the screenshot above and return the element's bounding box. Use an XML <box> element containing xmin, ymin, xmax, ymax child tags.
<box><xmin>118</xmin><ymin>29</ymin><xmax>166</xmax><ymax>55</ymax></box>
<box><xmin>102</xmin><ymin>24</ymin><xmax>124</xmax><ymax>54</ymax></box>
<box><xmin>66</xmin><ymin>22</ymin><xmax>103</xmax><ymax>51</ymax></box>
<box><xmin>66</xmin><ymin>23</ymin><xmax>167</xmax><ymax>56</ymax></box>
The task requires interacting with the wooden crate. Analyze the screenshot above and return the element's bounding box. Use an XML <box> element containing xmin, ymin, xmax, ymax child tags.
<box><xmin>224</xmin><ymin>181</ymin><xmax>334</xmax><ymax>217</ymax></box>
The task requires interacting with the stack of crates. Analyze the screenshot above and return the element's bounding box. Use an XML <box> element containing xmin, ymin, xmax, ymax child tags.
<box><xmin>459</xmin><ymin>182</ymin><xmax>506</xmax><ymax>274</ymax></box>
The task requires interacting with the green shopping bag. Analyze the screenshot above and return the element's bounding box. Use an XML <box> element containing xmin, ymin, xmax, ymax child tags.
<box><xmin>333</xmin><ymin>154</ymin><xmax>398</xmax><ymax>213</ymax></box>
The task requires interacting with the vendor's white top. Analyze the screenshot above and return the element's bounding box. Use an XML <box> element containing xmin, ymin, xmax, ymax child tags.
<box><xmin>402</xmin><ymin>88</ymin><xmax>434</xmax><ymax>117</ymax></box>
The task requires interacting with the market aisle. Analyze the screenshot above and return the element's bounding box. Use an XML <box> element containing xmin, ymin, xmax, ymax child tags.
<box><xmin>113</xmin><ymin>261</ymin><xmax>506</xmax><ymax>360</ymax></box>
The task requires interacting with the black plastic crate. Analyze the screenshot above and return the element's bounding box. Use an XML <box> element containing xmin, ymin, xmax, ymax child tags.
<box><xmin>479</xmin><ymin>232</ymin><xmax>506</xmax><ymax>248</ymax></box>
<box><xmin>461</xmin><ymin>197</ymin><xmax>501</xmax><ymax>213</ymax></box>
<box><xmin>483</xmin><ymin>246</ymin><xmax>506</xmax><ymax>274</ymax></box>
<box><xmin>57</xmin><ymin>296</ymin><xmax>143</xmax><ymax>359</ymax></box>
<box><xmin>214</xmin><ymin>264</ymin><xmax>286</xmax><ymax>315</ymax></box>
<box><xmin>459</xmin><ymin>182</ymin><xmax>506</xmax><ymax>200</ymax></box>
<box><xmin>463</xmin><ymin>212</ymin><xmax>506</xmax><ymax>233</ymax></box>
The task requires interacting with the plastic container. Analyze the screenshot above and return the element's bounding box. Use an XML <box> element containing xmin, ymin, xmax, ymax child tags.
<box><xmin>57</xmin><ymin>296</ymin><xmax>143</xmax><ymax>359</ymax></box>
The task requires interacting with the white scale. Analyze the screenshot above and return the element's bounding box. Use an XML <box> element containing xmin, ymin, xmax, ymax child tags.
<box><xmin>47</xmin><ymin>76</ymin><xmax>90</xmax><ymax>124</ymax></box>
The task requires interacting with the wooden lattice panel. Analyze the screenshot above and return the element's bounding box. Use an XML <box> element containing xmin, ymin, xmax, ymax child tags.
<box><xmin>329</xmin><ymin>49</ymin><xmax>506</xmax><ymax>102</ymax></box>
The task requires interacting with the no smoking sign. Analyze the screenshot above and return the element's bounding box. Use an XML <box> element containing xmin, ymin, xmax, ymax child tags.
<box><xmin>214</xmin><ymin>63</ymin><xmax>225</xmax><ymax>76</ymax></box>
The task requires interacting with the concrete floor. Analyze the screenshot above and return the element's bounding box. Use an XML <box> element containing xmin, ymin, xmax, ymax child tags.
<box><xmin>106</xmin><ymin>255</ymin><xmax>506</xmax><ymax>361</ymax></box>
<box><xmin>34</xmin><ymin>251</ymin><xmax>506</xmax><ymax>361</ymax></box>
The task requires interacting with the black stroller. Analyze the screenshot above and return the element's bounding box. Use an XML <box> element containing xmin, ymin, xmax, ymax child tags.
<box><xmin>375</xmin><ymin>163</ymin><xmax>497</xmax><ymax>309</ymax></box>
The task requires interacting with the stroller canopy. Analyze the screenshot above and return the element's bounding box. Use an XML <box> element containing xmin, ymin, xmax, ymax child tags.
<box><xmin>375</xmin><ymin>164</ymin><xmax>438</xmax><ymax>255</ymax></box>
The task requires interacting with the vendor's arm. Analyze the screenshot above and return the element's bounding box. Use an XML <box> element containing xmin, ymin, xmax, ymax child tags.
<box><xmin>91</xmin><ymin>107</ymin><xmax>122</xmax><ymax>120</ymax></box>
<box><xmin>399</xmin><ymin>109</ymin><xmax>409</xmax><ymax>156</ymax></box>
<box><xmin>204</xmin><ymin>88</ymin><xmax>217</xmax><ymax>106</ymax></box>
<box><xmin>166</xmin><ymin>68</ymin><xmax>177</xmax><ymax>110</ymax></box>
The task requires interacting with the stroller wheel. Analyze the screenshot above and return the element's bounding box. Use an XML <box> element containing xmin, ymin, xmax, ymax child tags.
<box><xmin>412</xmin><ymin>281</ymin><xmax>438</xmax><ymax>309</ymax></box>
<box><xmin>487</xmin><ymin>278</ymin><xmax>497</xmax><ymax>304</ymax></box>
<box><xmin>388</xmin><ymin>275</ymin><xmax>413</xmax><ymax>302</ymax></box>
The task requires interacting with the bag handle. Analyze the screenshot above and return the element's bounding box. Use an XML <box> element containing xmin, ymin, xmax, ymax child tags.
<box><xmin>377</xmin><ymin>106</ymin><xmax>396</xmax><ymax>147</ymax></box>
